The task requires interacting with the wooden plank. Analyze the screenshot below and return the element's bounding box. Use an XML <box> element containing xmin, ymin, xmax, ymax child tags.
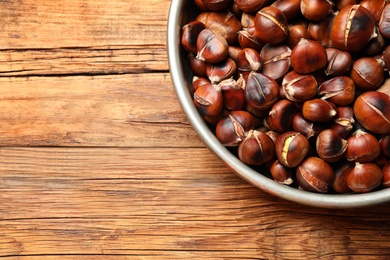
<box><xmin>1</xmin><ymin>147</ymin><xmax>390</xmax><ymax>258</ymax></box>
<box><xmin>0</xmin><ymin>74</ymin><xmax>203</xmax><ymax>147</ymax></box>
<box><xmin>0</xmin><ymin>0</ymin><xmax>170</xmax><ymax>49</ymax></box>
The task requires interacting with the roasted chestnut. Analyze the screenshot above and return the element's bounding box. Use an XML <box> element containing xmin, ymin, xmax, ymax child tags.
<box><xmin>290</xmin><ymin>38</ymin><xmax>327</xmax><ymax>74</ymax></box>
<box><xmin>302</xmin><ymin>99</ymin><xmax>337</xmax><ymax>123</ymax></box>
<box><xmin>194</xmin><ymin>82</ymin><xmax>223</xmax><ymax>124</ymax></box>
<box><xmin>270</xmin><ymin>160</ymin><xmax>293</xmax><ymax>185</ymax></box>
<box><xmin>282</xmin><ymin>70</ymin><xmax>318</xmax><ymax>102</ymax></box>
<box><xmin>350</xmin><ymin>57</ymin><xmax>384</xmax><ymax>91</ymax></box>
<box><xmin>318</xmin><ymin>76</ymin><xmax>355</xmax><ymax>106</ymax></box>
<box><xmin>254</xmin><ymin>6</ymin><xmax>289</xmax><ymax>44</ymax></box>
<box><xmin>286</xmin><ymin>24</ymin><xmax>311</xmax><ymax>49</ymax></box>
<box><xmin>292</xmin><ymin>112</ymin><xmax>324</xmax><ymax>139</ymax></box>
<box><xmin>235</xmin><ymin>0</ymin><xmax>269</xmax><ymax>12</ymax></box>
<box><xmin>204</xmin><ymin>12</ymin><xmax>242</xmax><ymax>44</ymax></box>
<box><xmin>201</xmin><ymin>0</ymin><xmax>232</xmax><ymax>11</ymax></box>
<box><xmin>264</xmin><ymin>99</ymin><xmax>296</xmax><ymax>133</ymax></box>
<box><xmin>360</xmin><ymin>0</ymin><xmax>387</xmax><ymax>23</ymax></box>
<box><xmin>316</xmin><ymin>129</ymin><xmax>348</xmax><ymax>163</ymax></box>
<box><xmin>329</xmin><ymin>106</ymin><xmax>355</xmax><ymax>139</ymax></box>
<box><xmin>347</xmin><ymin>162</ymin><xmax>383</xmax><ymax>193</ymax></box>
<box><xmin>307</xmin><ymin>13</ymin><xmax>335</xmax><ymax>47</ymax></box>
<box><xmin>332</xmin><ymin>162</ymin><xmax>354</xmax><ymax>193</ymax></box>
<box><xmin>260</xmin><ymin>44</ymin><xmax>291</xmax><ymax>82</ymax></box>
<box><xmin>296</xmin><ymin>157</ymin><xmax>335</xmax><ymax>193</ymax></box>
<box><xmin>275</xmin><ymin>131</ymin><xmax>310</xmax><ymax>168</ymax></box>
<box><xmin>219</xmin><ymin>76</ymin><xmax>246</xmax><ymax>110</ymax></box>
<box><xmin>300</xmin><ymin>0</ymin><xmax>334</xmax><ymax>21</ymax></box>
<box><xmin>324</xmin><ymin>48</ymin><xmax>352</xmax><ymax>76</ymax></box>
<box><xmin>238</xmin><ymin>129</ymin><xmax>275</xmax><ymax>165</ymax></box>
<box><xmin>206</xmin><ymin>58</ymin><xmax>237</xmax><ymax>83</ymax></box>
<box><xmin>271</xmin><ymin>0</ymin><xmax>301</xmax><ymax>20</ymax></box>
<box><xmin>345</xmin><ymin>130</ymin><xmax>381</xmax><ymax>163</ymax></box>
<box><xmin>181</xmin><ymin>21</ymin><xmax>206</xmax><ymax>54</ymax></box>
<box><xmin>353</xmin><ymin>91</ymin><xmax>390</xmax><ymax>134</ymax></box>
<box><xmin>196</xmin><ymin>29</ymin><xmax>229</xmax><ymax>64</ymax></box>
<box><xmin>379</xmin><ymin>3</ymin><xmax>390</xmax><ymax>38</ymax></box>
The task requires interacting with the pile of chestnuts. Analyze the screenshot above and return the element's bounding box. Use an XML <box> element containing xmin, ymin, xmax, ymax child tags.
<box><xmin>180</xmin><ymin>0</ymin><xmax>390</xmax><ymax>194</ymax></box>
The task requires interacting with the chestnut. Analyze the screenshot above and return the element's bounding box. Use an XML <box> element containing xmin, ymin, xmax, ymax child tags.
<box><xmin>296</xmin><ymin>157</ymin><xmax>335</xmax><ymax>193</ymax></box>
<box><xmin>318</xmin><ymin>76</ymin><xmax>355</xmax><ymax>106</ymax></box>
<box><xmin>332</xmin><ymin>162</ymin><xmax>354</xmax><ymax>193</ymax></box>
<box><xmin>292</xmin><ymin>112</ymin><xmax>324</xmax><ymax>139</ymax></box>
<box><xmin>260</xmin><ymin>44</ymin><xmax>291</xmax><ymax>82</ymax></box>
<box><xmin>383</xmin><ymin>161</ymin><xmax>390</xmax><ymax>187</ymax></box>
<box><xmin>206</xmin><ymin>58</ymin><xmax>237</xmax><ymax>83</ymax></box>
<box><xmin>345</xmin><ymin>130</ymin><xmax>381</xmax><ymax>163</ymax></box>
<box><xmin>235</xmin><ymin>0</ymin><xmax>269</xmax><ymax>12</ymax></box>
<box><xmin>264</xmin><ymin>99</ymin><xmax>296</xmax><ymax>133</ymax></box>
<box><xmin>237</xmin><ymin>28</ymin><xmax>265</xmax><ymax>52</ymax></box>
<box><xmin>290</xmin><ymin>38</ymin><xmax>327</xmax><ymax>74</ymax></box>
<box><xmin>254</xmin><ymin>6</ymin><xmax>289</xmax><ymax>45</ymax></box>
<box><xmin>302</xmin><ymin>99</ymin><xmax>337</xmax><ymax>123</ymax></box>
<box><xmin>329</xmin><ymin>106</ymin><xmax>355</xmax><ymax>139</ymax></box>
<box><xmin>300</xmin><ymin>0</ymin><xmax>334</xmax><ymax>21</ymax></box>
<box><xmin>380</xmin><ymin>134</ymin><xmax>390</xmax><ymax>158</ymax></box>
<box><xmin>270</xmin><ymin>160</ymin><xmax>293</xmax><ymax>185</ymax></box>
<box><xmin>241</xmin><ymin>12</ymin><xmax>256</xmax><ymax>28</ymax></box>
<box><xmin>219</xmin><ymin>76</ymin><xmax>246</xmax><ymax>110</ymax></box>
<box><xmin>215</xmin><ymin>110</ymin><xmax>256</xmax><ymax>146</ymax></box>
<box><xmin>379</xmin><ymin>4</ymin><xmax>390</xmax><ymax>38</ymax></box>
<box><xmin>192</xmin><ymin>76</ymin><xmax>210</xmax><ymax>92</ymax></box>
<box><xmin>335</xmin><ymin>0</ymin><xmax>359</xmax><ymax>11</ymax></box>
<box><xmin>316</xmin><ymin>129</ymin><xmax>348</xmax><ymax>163</ymax></box>
<box><xmin>275</xmin><ymin>131</ymin><xmax>310</xmax><ymax>168</ymax></box>
<box><xmin>228</xmin><ymin>47</ymin><xmax>261</xmax><ymax>74</ymax></box>
<box><xmin>181</xmin><ymin>21</ymin><xmax>206</xmax><ymax>54</ymax></box>
<box><xmin>350</xmin><ymin>57</ymin><xmax>384</xmax><ymax>91</ymax></box>
<box><xmin>271</xmin><ymin>0</ymin><xmax>301</xmax><ymax>20</ymax></box>
<box><xmin>325</xmin><ymin>48</ymin><xmax>352</xmax><ymax>76</ymax></box>
<box><xmin>188</xmin><ymin>53</ymin><xmax>208</xmax><ymax>77</ymax></box>
<box><xmin>286</xmin><ymin>25</ymin><xmax>311</xmax><ymax>49</ymax></box>
<box><xmin>194</xmin><ymin>83</ymin><xmax>223</xmax><ymax>124</ymax></box>
<box><xmin>282</xmin><ymin>70</ymin><xmax>317</xmax><ymax>102</ymax></box>
<box><xmin>201</xmin><ymin>0</ymin><xmax>232</xmax><ymax>11</ymax></box>
<box><xmin>353</xmin><ymin>91</ymin><xmax>390</xmax><ymax>134</ymax></box>
<box><xmin>238</xmin><ymin>130</ymin><xmax>275</xmax><ymax>165</ymax></box>
<box><xmin>346</xmin><ymin>162</ymin><xmax>383</xmax><ymax>193</ymax></box>
<box><xmin>331</xmin><ymin>5</ymin><xmax>376</xmax><ymax>52</ymax></box>
<box><xmin>204</xmin><ymin>12</ymin><xmax>242</xmax><ymax>44</ymax></box>
<box><xmin>196</xmin><ymin>29</ymin><xmax>229</xmax><ymax>64</ymax></box>
<box><xmin>360</xmin><ymin>0</ymin><xmax>387</xmax><ymax>23</ymax></box>
<box><xmin>307</xmin><ymin>13</ymin><xmax>335</xmax><ymax>47</ymax></box>
<box><xmin>245</xmin><ymin>71</ymin><xmax>279</xmax><ymax>117</ymax></box>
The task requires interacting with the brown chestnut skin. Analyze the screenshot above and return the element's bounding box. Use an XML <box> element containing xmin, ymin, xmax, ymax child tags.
<box><xmin>235</xmin><ymin>0</ymin><xmax>269</xmax><ymax>12</ymax></box>
<box><xmin>332</xmin><ymin>162</ymin><xmax>354</xmax><ymax>193</ymax></box>
<box><xmin>201</xmin><ymin>0</ymin><xmax>232</xmax><ymax>11</ymax></box>
<box><xmin>182</xmin><ymin>21</ymin><xmax>206</xmax><ymax>54</ymax></box>
<box><xmin>292</xmin><ymin>112</ymin><xmax>324</xmax><ymax>139</ymax></box>
<box><xmin>204</xmin><ymin>12</ymin><xmax>242</xmax><ymax>45</ymax></box>
<box><xmin>270</xmin><ymin>160</ymin><xmax>293</xmax><ymax>185</ymax></box>
<box><xmin>329</xmin><ymin>106</ymin><xmax>355</xmax><ymax>139</ymax></box>
<box><xmin>290</xmin><ymin>38</ymin><xmax>327</xmax><ymax>74</ymax></box>
<box><xmin>237</xmin><ymin>28</ymin><xmax>265</xmax><ymax>52</ymax></box>
<box><xmin>345</xmin><ymin>130</ymin><xmax>381</xmax><ymax>163</ymax></box>
<box><xmin>192</xmin><ymin>76</ymin><xmax>211</xmax><ymax>92</ymax></box>
<box><xmin>380</xmin><ymin>134</ymin><xmax>390</xmax><ymax>158</ymax></box>
<box><xmin>206</xmin><ymin>58</ymin><xmax>237</xmax><ymax>83</ymax></box>
<box><xmin>254</xmin><ymin>6</ymin><xmax>289</xmax><ymax>45</ymax></box>
<box><xmin>260</xmin><ymin>44</ymin><xmax>291</xmax><ymax>82</ymax></box>
<box><xmin>275</xmin><ymin>131</ymin><xmax>310</xmax><ymax>168</ymax></box>
<box><xmin>379</xmin><ymin>4</ymin><xmax>390</xmax><ymax>38</ymax></box>
<box><xmin>271</xmin><ymin>0</ymin><xmax>301</xmax><ymax>21</ymax></box>
<box><xmin>318</xmin><ymin>76</ymin><xmax>355</xmax><ymax>106</ymax></box>
<box><xmin>302</xmin><ymin>99</ymin><xmax>337</xmax><ymax>123</ymax></box>
<box><xmin>215</xmin><ymin>110</ymin><xmax>256</xmax><ymax>146</ymax></box>
<box><xmin>219</xmin><ymin>76</ymin><xmax>246</xmax><ymax>110</ymax></box>
<box><xmin>296</xmin><ymin>157</ymin><xmax>335</xmax><ymax>193</ymax></box>
<box><xmin>264</xmin><ymin>99</ymin><xmax>297</xmax><ymax>133</ymax></box>
<box><xmin>286</xmin><ymin>25</ymin><xmax>311</xmax><ymax>49</ymax></box>
<box><xmin>307</xmin><ymin>13</ymin><xmax>336</xmax><ymax>47</ymax></box>
<box><xmin>228</xmin><ymin>47</ymin><xmax>261</xmax><ymax>74</ymax></box>
<box><xmin>245</xmin><ymin>71</ymin><xmax>279</xmax><ymax>117</ymax></box>
<box><xmin>350</xmin><ymin>57</ymin><xmax>384</xmax><ymax>91</ymax></box>
<box><xmin>331</xmin><ymin>5</ymin><xmax>376</xmax><ymax>52</ymax></box>
<box><xmin>238</xmin><ymin>130</ymin><xmax>275</xmax><ymax>165</ymax></box>
<box><xmin>382</xmin><ymin>161</ymin><xmax>390</xmax><ymax>187</ymax></box>
<box><xmin>282</xmin><ymin>70</ymin><xmax>317</xmax><ymax>102</ymax></box>
<box><xmin>360</xmin><ymin>0</ymin><xmax>387</xmax><ymax>23</ymax></box>
<box><xmin>325</xmin><ymin>48</ymin><xmax>352</xmax><ymax>76</ymax></box>
<box><xmin>300</xmin><ymin>0</ymin><xmax>334</xmax><ymax>21</ymax></box>
<box><xmin>347</xmin><ymin>162</ymin><xmax>383</xmax><ymax>193</ymax></box>
<box><xmin>188</xmin><ymin>53</ymin><xmax>208</xmax><ymax>77</ymax></box>
<box><xmin>316</xmin><ymin>129</ymin><xmax>348</xmax><ymax>163</ymax></box>
<box><xmin>194</xmin><ymin>83</ymin><xmax>223</xmax><ymax>124</ymax></box>
<box><xmin>196</xmin><ymin>29</ymin><xmax>229</xmax><ymax>64</ymax></box>
<box><xmin>335</xmin><ymin>0</ymin><xmax>359</xmax><ymax>11</ymax></box>
<box><xmin>353</xmin><ymin>91</ymin><xmax>390</xmax><ymax>134</ymax></box>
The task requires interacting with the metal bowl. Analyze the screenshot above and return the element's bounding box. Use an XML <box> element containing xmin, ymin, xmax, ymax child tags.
<box><xmin>167</xmin><ymin>0</ymin><xmax>390</xmax><ymax>208</ymax></box>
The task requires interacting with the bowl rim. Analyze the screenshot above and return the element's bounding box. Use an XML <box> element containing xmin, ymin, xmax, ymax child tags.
<box><xmin>167</xmin><ymin>0</ymin><xmax>390</xmax><ymax>209</ymax></box>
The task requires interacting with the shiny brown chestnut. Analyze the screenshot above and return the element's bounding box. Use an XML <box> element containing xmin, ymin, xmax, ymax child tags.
<box><xmin>271</xmin><ymin>0</ymin><xmax>301</xmax><ymax>20</ymax></box>
<box><xmin>300</xmin><ymin>0</ymin><xmax>334</xmax><ymax>21</ymax></box>
<box><xmin>325</xmin><ymin>48</ymin><xmax>352</xmax><ymax>76</ymax></box>
<box><xmin>329</xmin><ymin>106</ymin><xmax>355</xmax><ymax>139</ymax></box>
<box><xmin>282</xmin><ymin>70</ymin><xmax>317</xmax><ymax>102</ymax></box>
<box><xmin>346</xmin><ymin>162</ymin><xmax>383</xmax><ymax>193</ymax></box>
<box><xmin>363</xmin><ymin>28</ymin><xmax>386</xmax><ymax>56</ymax></box>
<box><xmin>206</xmin><ymin>58</ymin><xmax>237</xmax><ymax>83</ymax></box>
<box><xmin>201</xmin><ymin>0</ymin><xmax>232</xmax><ymax>11</ymax></box>
<box><xmin>345</xmin><ymin>130</ymin><xmax>381</xmax><ymax>163</ymax></box>
<box><xmin>307</xmin><ymin>13</ymin><xmax>335</xmax><ymax>47</ymax></box>
<box><xmin>318</xmin><ymin>76</ymin><xmax>355</xmax><ymax>106</ymax></box>
<box><xmin>353</xmin><ymin>91</ymin><xmax>390</xmax><ymax>134</ymax></box>
<box><xmin>192</xmin><ymin>76</ymin><xmax>210</xmax><ymax>92</ymax></box>
<box><xmin>181</xmin><ymin>21</ymin><xmax>206</xmax><ymax>54</ymax></box>
<box><xmin>335</xmin><ymin>0</ymin><xmax>359</xmax><ymax>11</ymax></box>
<box><xmin>270</xmin><ymin>160</ymin><xmax>293</xmax><ymax>185</ymax></box>
<box><xmin>316</xmin><ymin>129</ymin><xmax>348</xmax><ymax>163</ymax></box>
<box><xmin>264</xmin><ymin>99</ymin><xmax>296</xmax><ymax>133</ymax></box>
<box><xmin>245</xmin><ymin>71</ymin><xmax>280</xmax><ymax>117</ymax></box>
<box><xmin>296</xmin><ymin>157</ymin><xmax>335</xmax><ymax>193</ymax></box>
<box><xmin>260</xmin><ymin>44</ymin><xmax>291</xmax><ymax>82</ymax></box>
<box><xmin>254</xmin><ymin>6</ymin><xmax>289</xmax><ymax>45</ymax></box>
<box><xmin>238</xmin><ymin>130</ymin><xmax>275</xmax><ymax>165</ymax></box>
<box><xmin>380</xmin><ymin>134</ymin><xmax>390</xmax><ymax>158</ymax></box>
<box><xmin>188</xmin><ymin>53</ymin><xmax>208</xmax><ymax>77</ymax></box>
<box><xmin>215</xmin><ymin>110</ymin><xmax>256</xmax><ymax>146</ymax></box>
<box><xmin>235</xmin><ymin>0</ymin><xmax>269</xmax><ymax>12</ymax></box>
<box><xmin>331</xmin><ymin>5</ymin><xmax>376</xmax><ymax>52</ymax></box>
<box><xmin>302</xmin><ymin>99</ymin><xmax>337</xmax><ymax>123</ymax></box>
<box><xmin>228</xmin><ymin>47</ymin><xmax>261</xmax><ymax>75</ymax></box>
<box><xmin>196</xmin><ymin>29</ymin><xmax>229</xmax><ymax>64</ymax></box>
<box><xmin>360</xmin><ymin>0</ymin><xmax>387</xmax><ymax>24</ymax></box>
<box><xmin>275</xmin><ymin>131</ymin><xmax>310</xmax><ymax>168</ymax></box>
<box><xmin>350</xmin><ymin>57</ymin><xmax>384</xmax><ymax>91</ymax></box>
<box><xmin>193</xmin><ymin>83</ymin><xmax>223</xmax><ymax>124</ymax></box>
<box><xmin>332</xmin><ymin>162</ymin><xmax>354</xmax><ymax>193</ymax></box>
<box><xmin>241</xmin><ymin>12</ymin><xmax>256</xmax><ymax>28</ymax></box>
<box><xmin>379</xmin><ymin>3</ymin><xmax>390</xmax><ymax>38</ymax></box>
<box><xmin>286</xmin><ymin>25</ymin><xmax>311</xmax><ymax>49</ymax></box>
<box><xmin>237</xmin><ymin>28</ymin><xmax>265</xmax><ymax>52</ymax></box>
<box><xmin>290</xmin><ymin>38</ymin><xmax>327</xmax><ymax>74</ymax></box>
<box><xmin>219</xmin><ymin>76</ymin><xmax>246</xmax><ymax>110</ymax></box>
<box><xmin>292</xmin><ymin>112</ymin><xmax>324</xmax><ymax>139</ymax></box>
<box><xmin>203</xmin><ymin>12</ymin><xmax>242</xmax><ymax>44</ymax></box>
<box><xmin>383</xmin><ymin>161</ymin><xmax>390</xmax><ymax>187</ymax></box>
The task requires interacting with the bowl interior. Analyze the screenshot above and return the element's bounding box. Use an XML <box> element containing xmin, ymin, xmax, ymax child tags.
<box><xmin>167</xmin><ymin>0</ymin><xmax>390</xmax><ymax>208</ymax></box>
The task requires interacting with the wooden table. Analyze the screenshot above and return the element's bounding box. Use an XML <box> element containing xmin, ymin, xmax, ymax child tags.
<box><xmin>1</xmin><ymin>0</ymin><xmax>390</xmax><ymax>259</ymax></box>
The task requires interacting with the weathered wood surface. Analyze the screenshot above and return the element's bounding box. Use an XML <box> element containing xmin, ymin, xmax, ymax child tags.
<box><xmin>1</xmin><ymin>0</ymin><xmax>390</xmax><ymax>259</ymax></box>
